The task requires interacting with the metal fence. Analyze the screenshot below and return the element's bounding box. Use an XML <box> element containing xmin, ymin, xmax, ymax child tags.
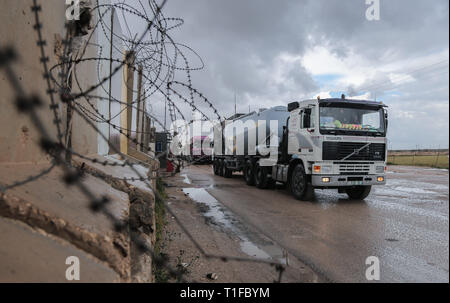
<box><xmin>387</xmin><ymin>149</ymin><xmax>449</xmax><ymax>169</ymax></box>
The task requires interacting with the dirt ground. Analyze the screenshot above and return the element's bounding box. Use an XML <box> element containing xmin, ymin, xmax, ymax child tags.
<box><xmin>157</xmin><ymin>171</ymin><xmax>320</xmax><ymax>283</ymax></box>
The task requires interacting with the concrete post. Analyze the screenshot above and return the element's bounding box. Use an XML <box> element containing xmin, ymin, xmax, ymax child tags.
<box><xmin>135</xmin><ymin>65</ymin><xmax>144</xmax><ymax>151</ymax></box>
<box><xmin>120</xmin><ymin>51</ymin><xmax>135</xmax><ymax>155</ymax></box>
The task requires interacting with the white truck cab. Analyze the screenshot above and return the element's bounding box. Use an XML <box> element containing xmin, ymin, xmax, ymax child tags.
<box><xmin>283</xmin><ymin>96</ymin><xmax>388</xmax><ymax>199</ymax></box>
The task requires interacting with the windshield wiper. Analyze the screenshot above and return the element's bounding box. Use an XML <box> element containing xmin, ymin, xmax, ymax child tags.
<box><xmin>321</xmin><ymin>128</ymin><xmax>344</xmax><ymax>135</ymax></box>
<box><xmin>364</xmin><ymin>130</ymin><xmax>384</xmax><ymax>137</ymax></box>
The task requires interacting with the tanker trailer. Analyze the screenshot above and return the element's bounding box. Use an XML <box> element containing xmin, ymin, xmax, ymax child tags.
<box><xmin>213</xmin><ymin>105</ymin><xmax>289</xmax><ymax>180</ymax></box>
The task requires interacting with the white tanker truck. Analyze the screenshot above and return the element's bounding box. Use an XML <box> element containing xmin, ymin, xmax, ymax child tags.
<box><xmin>212</xmin><ymin>96</ymin><xmax>388</xmax><ymax>200</ymax></box>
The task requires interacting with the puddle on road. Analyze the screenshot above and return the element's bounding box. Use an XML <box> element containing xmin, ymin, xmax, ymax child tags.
<box><xmin>240</xmin><ymin>238</ymin><xmax>272</xmax><ymax>260</ymax></box>
<box><xmin>393</xmin><ymin>186</ymin><xmax>434</xmax><ymax>195</ymax></box>
<box><xmin>368</xmin><ymin>178</ymin><xmax>450</xmax><ymax>221</ymax></box>
<box><xmin>183</xmin><ymin>187</ymin><xmax>233</xmax><ymax>229</ymax></box>
<box><xmin>181</xmin><ymin>174</ymin><xmax>192</xmax><ymax>184</ymax></box>
<box><xmin>423</xmin><ymin>168</ymin><xmax>449</xmax><ymax>172</ymax></box>
<box><xmin>182</xmin><ymin>187</ymin><xmax>285</xmax><ymax>264</ymax></box>
<box><xmin>375</xmin><ymin>178</ymin><xmax>448</xmax><ymax>198</ymax></box>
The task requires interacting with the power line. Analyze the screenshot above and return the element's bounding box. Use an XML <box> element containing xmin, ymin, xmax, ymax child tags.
<box><xmin>353</xmin><ymin>59</ymin><xmax>449</xmax><ymax>94</ymax></box>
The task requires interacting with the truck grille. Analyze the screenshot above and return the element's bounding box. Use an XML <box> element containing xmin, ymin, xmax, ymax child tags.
<box><xmin>323</xmin><ymin>142</ymin><xmax>386</xmax><ymax>161</ymax></box>
<box><xmin>338</xmin><ymin>163</ymin><xmax>370</xmax><ymax>175</ymax></box>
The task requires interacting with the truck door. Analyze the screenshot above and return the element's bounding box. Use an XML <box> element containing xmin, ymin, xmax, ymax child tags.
<box><xmin>288</xmin><ymin>106</ymin><xmax>316</xmax><ymax>155</ymax></box>
<box><xmin>299</xmin><ymin>106</ymin><xmax>316</xmax><ymax>155</ymax></box>
<box><xmin>288</xmin><ymin>110</ymin><xmax>301</xmax><ymax>154</ymax></box>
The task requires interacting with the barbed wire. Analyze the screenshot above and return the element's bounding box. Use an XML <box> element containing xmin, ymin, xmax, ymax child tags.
<box><xmin>0</xmin><ymin>0</ymin><xmax>286</xmax><ymax>283</ymax></box>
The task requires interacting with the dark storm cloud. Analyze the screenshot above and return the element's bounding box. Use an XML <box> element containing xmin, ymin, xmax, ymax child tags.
<box><xmin>160</xmin><ymin>0</ymin><xmax>448</xmax><ymax>116</ymax></box>
<box><xmin>120</xmin><ymin>0</ymin><xmax>448</xmax><ymax>147</ymax></box>
<box><xmin>302</xmin><ymin>0</ymin><xmax>448</xmax><ymax>60</ymax></box>
<box><xmin>161</xmin><ymin>0</ymin><xmax>319</xmax><ymax>116</ymax></box>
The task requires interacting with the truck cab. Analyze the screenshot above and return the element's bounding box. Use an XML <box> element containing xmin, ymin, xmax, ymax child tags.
<box><xmin>282</xmin><ymin>96</ymin><xmax>388</xmax><ymax>200</ymax></box>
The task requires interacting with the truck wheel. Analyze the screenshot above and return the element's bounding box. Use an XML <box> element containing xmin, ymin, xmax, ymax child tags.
<box><xmin>221</xmin><ymin>160</ymin><xmax>232</xmax><ymax>178</ymax></box>
<box><xmin>221</xmin><ymin>161</ymin><xmax>226</xmax><ymax>177</ymax></box>
<box><xmin>224</xmin><ymin>163</ymin><xmax>232</xmax><ymax>178</ymax></box>
<box><xmin>213</xmin><ymin>160</ymin><xmax>220</xmax><ymax>175</ymax></box>
<box><xmin>218</xmin><ymin>160</ymin><xmax>224</xmax><ymax>177</ymax></box>
<box><xmin>255</xmin><ymin>164</ymin><xmax>269</xmax><ymax>189</ymax></box>
<box><xmin>290</xmin><ymin>163</ymin><xmax>314</xmax><ymax>200</ymax></box>
<box><xmin>267</xmin><ymin>179</ymin><xmax>277</xmax><ymax>189</ymax></box>
<box><xmin>345</xmin><ymin>186</ymin><xmax>371</xmax><ymax>200</ymax></box>
<box><xmin>244</xmin><ymin>160</ymin><xmax>255</xmax><ymax>186</ymax></box>
<box><xmin>225</xmin><ymin>169</ymin><xmax>232</xmax><ymax>178</ymax></box>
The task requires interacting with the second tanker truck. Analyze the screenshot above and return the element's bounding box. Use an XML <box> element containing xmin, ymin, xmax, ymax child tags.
<box><xmin>212</xmin><ymin>96</ymin><xmax>388</xmax><ymax>200</ymax></box>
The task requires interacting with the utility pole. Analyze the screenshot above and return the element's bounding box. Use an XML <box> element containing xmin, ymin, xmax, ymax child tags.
<box><xmin>234</xmin><ymin>91</ymin><xmax>237</xmax><ymax>116</ymax></box>
<box><xmin>164</xmin><ymin>98</ymin><xmax>167</xmax><ymax>131</ymax></box>
<box><xmin>434</xmin><ymin>144</ymin><xmax>441</xmax><ymax>168</ymax></box>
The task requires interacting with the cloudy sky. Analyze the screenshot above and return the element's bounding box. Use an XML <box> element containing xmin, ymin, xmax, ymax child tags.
<box><xmin>118</xmin><ymin>0</ymin><xmax>449</xmax><ymax>149</ymax></box>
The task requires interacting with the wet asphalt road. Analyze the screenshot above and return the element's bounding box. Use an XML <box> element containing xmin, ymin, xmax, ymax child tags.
<box><xmin>182</xmin><ymin>165</ymin><xmax>449</xmax><ymax>283</ymax></box>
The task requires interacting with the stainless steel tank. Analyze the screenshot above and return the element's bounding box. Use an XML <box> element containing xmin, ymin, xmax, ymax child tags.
<box><xmin>223</xmin><ymin>106</ymin><xmax>289</xmax><ymax>156</ymax></box>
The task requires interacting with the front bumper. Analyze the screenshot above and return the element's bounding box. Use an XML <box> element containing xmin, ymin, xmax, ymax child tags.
<box><xmin>311</xmin><ymin>175</ymin><xmax>386</xmax><ymax>187</ymax></box>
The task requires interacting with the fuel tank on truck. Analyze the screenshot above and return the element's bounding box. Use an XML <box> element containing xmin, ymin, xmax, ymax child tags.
<box><xmin>224</xmin><ymin>106</ymin><xmax>289</xmax><ymax>156</ymax></box>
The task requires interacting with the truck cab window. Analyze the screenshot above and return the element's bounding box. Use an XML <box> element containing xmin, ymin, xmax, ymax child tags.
<box><xmin>302</xmin><ymin>107</ymin><xmax>314</xmax><ymax>129</ymax></box>
<box><xmin>319</xmin><ymin>105</ymin><xmax>385</xmax><ymax>136</ymax></box>
<box><xmin>362</xmin><ymin>112</ymin><xmax>380</xmax><ymax>128</ymax></box>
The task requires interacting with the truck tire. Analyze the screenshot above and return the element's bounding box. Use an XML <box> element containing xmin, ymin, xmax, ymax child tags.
<box><xmin>290</xmin><ymin>163</ymin><xmax>314</xmax><ymax>200</ymax></box>
<box><xmin>213</xmin><ymin>160</ymin><xmax>220</xmax><ymax>175</ymax></box>
<box><xmin>244</xmin><ymin>160</ymin><xmax>256</xmax><ymax>186</ymax></box>
<box><xmin>255</xmin><ymin>164</ymin><xmax>269</xmax><ymax>189</ymax></box>
<box><xmin>223</xmin><ymin>163</ymin><xmax>232</xmax><ymax>178</ymax></box>
<box><xmin>345</xmin><ymin>186</ymin><xmax>371</xmax><ymax>200</ymax></box>
<box><xmin>218</xmin><ymin>159</ymin><xmax>224</xmax><ymax>177</ymax></box>
<box><xmin>267</xmin><ymin>179</ymin><xmax>277</xmax><ymax>189</ymax></box>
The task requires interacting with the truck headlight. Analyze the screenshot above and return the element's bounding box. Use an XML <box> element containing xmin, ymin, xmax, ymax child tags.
<box><xmin>376</xmin><ymin>166</ymin><xmax>384</xmax><ymax>173</ymax></box>
<box><xmin>377</xmin><ymin>176</ymin><xmax>385</xmax><ymax>182</ymax></box>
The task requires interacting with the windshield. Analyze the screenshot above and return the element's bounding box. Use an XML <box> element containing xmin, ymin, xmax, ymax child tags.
<box><xmin>319</xmin><ymin>105</ymin><xmax>385</xmax><ymax>136</ymax></box>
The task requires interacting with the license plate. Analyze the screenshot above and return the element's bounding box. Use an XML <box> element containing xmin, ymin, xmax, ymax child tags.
<box><xmin>350</xmin><ymin>181</ymin><xmax>363</xmax><ymax>185</ymax></box>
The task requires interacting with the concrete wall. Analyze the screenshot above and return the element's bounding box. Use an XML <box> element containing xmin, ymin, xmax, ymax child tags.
<box><xmin>0</xmin><ymin>1</ymin><xmax>157</xmax><ymax>283</ymax></box>
<box><xmin>0</xmin><ymin>0</ymin><xmax>99</xmax><ymax>163</ymax></box>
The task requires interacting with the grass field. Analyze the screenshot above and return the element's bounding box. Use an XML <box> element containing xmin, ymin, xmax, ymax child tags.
<box><xmin>387</xmin><ymin>155</ymin><xmax>449</xmax><ymax>169</ymax></box>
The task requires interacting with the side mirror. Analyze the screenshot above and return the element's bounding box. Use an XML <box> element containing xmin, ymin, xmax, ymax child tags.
<box><xmin>384</xmin><ymin>110</ymin><xmax>388</xmax><ymax>130</ymax></box>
